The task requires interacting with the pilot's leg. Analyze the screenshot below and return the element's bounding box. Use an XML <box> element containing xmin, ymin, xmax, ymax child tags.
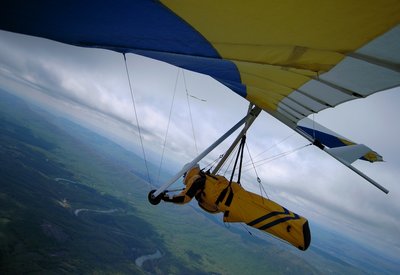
<box><xmin>221</xmin><ymin>184</ymin><xmax>310</xmax><ymax>251</ymax></box>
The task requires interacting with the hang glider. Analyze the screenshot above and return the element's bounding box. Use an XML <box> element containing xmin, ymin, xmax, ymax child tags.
<box><xmin>1</xmin><ymin>1</ymin><xmax>399</xmax><ymax>193</ymax></box>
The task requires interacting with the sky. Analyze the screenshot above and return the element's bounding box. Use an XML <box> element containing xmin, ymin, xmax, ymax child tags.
<box><xmin>1</xmin><ymin>30</ymin><xmax>399</xmax><ymax>259</ymax></box>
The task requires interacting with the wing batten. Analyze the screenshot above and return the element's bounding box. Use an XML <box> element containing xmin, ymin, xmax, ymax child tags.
<box><xmin>281</xmin><ymin>97</ymin><xmax>313</xmax><ymax>117</ymax></box>
<box><xmin>278</xmin><ymin>102</ymin><xmax>306</xmax><ymax>121</ymax></box>
<box><xmin>353</xmin><ymin>25</ymin><xmax>400</xmax><ymax>68</ymax></box>
<box><xmin>298</xmin><ymin>81</ymin><xmax>355</xmax><ymax>107</ymax></box>
<box><xmin>319</xmin><ymin>57</ymin><xmax>400</xmax><ymax>97</ymax></box>
<box><xmin>312</xmin><ymin>77</ymin><xmax>363</xmax><ymax>98</ymax></box>
<box><xmin>348</xmin><ymin>53</ymin><xmax>400</xmax><ymax>74</ymax></box>
<box><xmin>276</xmin><ymin>107</ymin><xmax>299</xmax><ymax>124</ymax></box>
<box><xmin>288</xmin><ymin>92</ymin><xmax>327</xmax><ymax>113</ymax></box>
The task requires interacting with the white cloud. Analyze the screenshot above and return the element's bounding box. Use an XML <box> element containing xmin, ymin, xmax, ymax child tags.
<box><xmin>1</xmin><ymin>30</ymin><xmax>400</xmax><ymax>259</ymax></box>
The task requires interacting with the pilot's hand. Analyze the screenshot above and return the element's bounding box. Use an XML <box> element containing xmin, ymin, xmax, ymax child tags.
<box><xmin>161</xmin><ymin>191</ymin><xmax>169</xmax><ymax>201</ymax></box>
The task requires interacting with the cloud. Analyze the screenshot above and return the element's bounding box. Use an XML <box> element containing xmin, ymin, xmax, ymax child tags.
<box><xmin>1</xmin><ymin>30</ymin><xmax>400</xmax><ymax>259</ymax></box>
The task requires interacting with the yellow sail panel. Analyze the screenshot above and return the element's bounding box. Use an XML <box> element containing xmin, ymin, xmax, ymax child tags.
<box><xmin>239</xmin><ymin>76</ymin><xmax>293</xmax><ymax>112</ymax></box>
<box><xmin>162</xmin><ymin>0</ymin><xmax>400</xmax><ymax>117</ymax></box>
<box><xmin>233</xmin><ymin>61</ymin><xmax>316</xmax><ymax>89</ymax></box>
<box><xmin>234</xmin><ymin>61</ymin><xmax>317</xmax><ymax>111</ymax></box>
<box><xmin>162</xmin><ymin>0</ymin><xmax>400</xmax><ymax>66</ymax></box>
<box><xmin>219</xmin><ymin>45</ymin><xmax>344</xmax><ymax>73</ymax></box>
<box><xmin>245</xmin><ymin>86</ymin><xmax>284</xmax><ymax>113</ymax></box>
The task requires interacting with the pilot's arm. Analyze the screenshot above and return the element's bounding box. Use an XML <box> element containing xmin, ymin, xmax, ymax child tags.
<box><xmin>162</xmin><ymin>174</ymin><xmax>205</xmax><ymax>204</ymax></box>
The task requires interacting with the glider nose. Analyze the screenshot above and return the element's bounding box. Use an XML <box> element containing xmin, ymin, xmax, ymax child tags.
<box><xmin>300</xmin><ymin>221</ymin><xmax>311</xmax><ymax>251</ymax></box>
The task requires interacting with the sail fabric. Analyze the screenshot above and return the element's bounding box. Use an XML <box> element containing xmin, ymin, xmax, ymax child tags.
<box><xmin>1</xmin><ymin>0</ymin><xmax>399</xmax><ymax>160</ymax></box>
<box><xmin>160</xmin><ymin>1</ymin><xmax>400</xmax><ymax>126</ymax></box>
<box><xmin>297</xmin><ymin>118</ymin><xmax>382</xmax><ymax>162</ymax></box>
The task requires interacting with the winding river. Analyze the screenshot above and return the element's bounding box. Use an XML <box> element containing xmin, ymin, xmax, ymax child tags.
<box><xmin>74</xmin><ymin>208</ymin><xmax>118</xmax><ymax>216</ymax></box>
<box><xmin>54</xmin><ymin>178</ymin><xmax>78</xmax><ymax>184</ymax></box>
<box><xmin>55</xmin><ymin>177</ymin><xmax>164</xmax><ymax>268</ymax></box>
<box><xmin>135</xmin><ymin>249</ymin><xmax>163</xmax><ymax>268</ymax></box>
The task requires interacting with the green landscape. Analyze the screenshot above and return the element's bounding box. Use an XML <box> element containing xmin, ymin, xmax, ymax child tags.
<box><xmin>0</xmin><ymin>89</ymin><xmax>397</xmax><ymax>274</ymax></box>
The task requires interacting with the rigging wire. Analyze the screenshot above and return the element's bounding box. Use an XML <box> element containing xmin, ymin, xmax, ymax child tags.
<box><xmin>239</xmin><ymin>222</ymin><xmax>253</xmax><ymax>236</ymax></box>
<box><xmin>202</xmin><ymin>154</ymin><xmax>224</xmax><ymax>172</ymax></box>
<box><xmin>156</xmin><ymin>68</ymin><xmax>180</xmax><ymax>185</ymax></box>
<box><xmin>222</xmin><ymin>142</ymin><xmax>240</xmax><ymax>177</ymax></box>
<box><xmin>242</xmin><ymin>133</ymin><xmax>295</xmax><ymax>166</ymax></box>
<box><xmin>245</xmin><ymin>143</ymin><xmax>270</xmax><ymax>200</ymax></box>
<box><xmin>188</xmin><ymin>94</ymin><xmax>207</xmax><ymax>102</ymax></box>
<box><xmin>225</xmin><ymin>142</ymin><xmax>312</xmax><ymax>175</ymax></box>
<box><xmin>240</xmin><ymin>143</ymin><xmax>312</xmax><ymax>173</ymax></box>
<box><xmin>182</xmin><ymin>69</ymin><xmax>199</xmax><ymax>155</ymax></box>
<box><xmin>123</xmin><ymin>53</ymin><xmax>152</xmax><ymax>187</ymax></box>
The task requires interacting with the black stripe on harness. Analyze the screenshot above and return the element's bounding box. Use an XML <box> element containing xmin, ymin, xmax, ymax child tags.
<box><xmin>215</xmin><ymin>187</ymin><xmax>228</xmax><ymax>205</ymax></box>
<box><xmin>258</xmin><ymin>214</ymin><xmax>300</xmax><ymax>230</ymax></box>
<box><xmin>215</xmin><ymin>186</ymin><xmax>234</xmax><ymax>207</ymax></box>
<box><xmin>247</xmin><ymin>207</ymin><xmax>290</xmax><ymax>226</ymax></box>
<box><xmin>186</xmin><ymin>177</ymin><xmax>205</xmax><ymax>198</ymax></box>
<box><xmin>225</xmin><ymin>188</ymin><xmax>234</xmax><ymax>207</ymax></box>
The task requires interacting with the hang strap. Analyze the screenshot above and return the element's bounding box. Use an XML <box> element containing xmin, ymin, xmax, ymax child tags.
<box><xmin>229</xmin><ymin>135</ymin><xmax>247</xmax><ymax>185</ymax></box>
<box><xmin>215</xmin><ymin>136</ymin><xmax>247</xmax><ymax>207</ymax></box>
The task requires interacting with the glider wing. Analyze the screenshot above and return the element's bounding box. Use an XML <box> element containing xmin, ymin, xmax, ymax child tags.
<box><xmin>1</xmin><ymin>0</ymin><xmax>398</xmax><ymax>191</ymax></box>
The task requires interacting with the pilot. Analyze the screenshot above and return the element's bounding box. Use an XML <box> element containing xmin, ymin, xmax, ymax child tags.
<box><xmin>154</xmin><ymin>165</ymin><xmax>311</xmax><ymax>251</ymax></box>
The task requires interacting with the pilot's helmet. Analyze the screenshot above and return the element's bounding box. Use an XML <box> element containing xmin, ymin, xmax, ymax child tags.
<box><xmin>183</xmin><ymin>164</ymin><xmax>200</xmax><ymax>184</ymax></box>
